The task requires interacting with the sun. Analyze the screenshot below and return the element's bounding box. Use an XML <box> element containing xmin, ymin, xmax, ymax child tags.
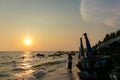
<box><xmin>24</xmin><ymin>38</ymin><xmax>32</xmax><ymax>46</ymax></box>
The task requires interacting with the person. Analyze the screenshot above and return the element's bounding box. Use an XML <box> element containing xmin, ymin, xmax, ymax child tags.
<box><xmin>67</xmin><ymin>54</ymin><xmax>73</xmax><ymax>72</ymax></box>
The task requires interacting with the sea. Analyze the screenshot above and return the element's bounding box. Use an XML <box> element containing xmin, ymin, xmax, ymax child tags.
<box><xmin>0</xmin><ymin>51</ymin><xmax>68</xmax><ymax>80</ymax></box>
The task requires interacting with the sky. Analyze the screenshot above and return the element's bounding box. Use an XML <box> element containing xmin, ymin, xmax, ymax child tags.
<box><xmin>0</xmin><ymin>0</ymin><xmax>119</xmax><ymax>51</ymax></box>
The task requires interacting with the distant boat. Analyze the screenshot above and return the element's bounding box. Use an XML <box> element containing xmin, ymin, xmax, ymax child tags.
<box><xmin>76</xmin><ymin>33</ymin><xmax>114</xmax><ymax>80</ymax></box>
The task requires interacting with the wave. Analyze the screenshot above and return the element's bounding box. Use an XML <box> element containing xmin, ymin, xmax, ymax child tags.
<box><xmin>1</xmin><ymin>60</ymin><xmax>31</xmax><ymax>66</ymax></box>
<box><xmin>11</xmin><ymin>68</ymin><xmax>26</xmax><ymax>71</ymax></box>
<box><xmin>1</xmin><ymin>61</ymin><xmax>17</xmax><ymax>65</ymax></box>
<box><xmin>20</xmin><ymin>71</ymin><xmax>46</xmax><ymax>80</ymax></box>
<box><xmin>0</xmin><ymin>73</ymin><xmax>9</xmax><ymax>77</ymax></box>
<box><xmin>32</xmin><ymin>60</ymin><xmax>66</xmax><ymax>68</ymax></box>
<box><xmin>47</xmin><ymin>69</ymin><xmax>56</xmax><ymax>73</ymax></box>
<box><xmin>33</xmin><ymin>71</ymin><xmax>46</xmax><ymax>79</ymax></box>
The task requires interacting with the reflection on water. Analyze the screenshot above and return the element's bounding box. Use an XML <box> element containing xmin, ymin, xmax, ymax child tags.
<box><xmin>21</xmin><ymin>51</ymin><xmax>32</xmax><ymax>69</ymax></box>
<box><xmin>21</xmin><ymin>63</ymin><xmax>31</xmax><ymax>69</ymax></box>
<box><xmin>14</xmin><ymin>51</ymin><xmax>35</xmax><ymax>78</ymax></box>
<box><xmin>14</xmin><ymin>70</ymin><xmax>35</xmax><ymax>78</ymax></box>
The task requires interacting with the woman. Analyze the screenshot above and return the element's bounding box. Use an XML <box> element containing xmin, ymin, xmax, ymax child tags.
<box><xmin>67</xmin><ymin>54</ymin><xmax>73</xmax><ymax>72</ymax></box>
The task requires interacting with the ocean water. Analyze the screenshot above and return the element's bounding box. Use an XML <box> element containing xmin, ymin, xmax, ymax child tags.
<box><xmin>0</xmin><ymin>51</ymin><xmax>67</xmax><ymax>80</ymax></box>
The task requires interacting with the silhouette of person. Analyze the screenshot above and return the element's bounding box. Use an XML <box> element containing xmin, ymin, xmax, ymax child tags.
<box><xmin>67</xmin><ymin>54</ymin><xmax>73</xmax><ymax>72</ymax></box>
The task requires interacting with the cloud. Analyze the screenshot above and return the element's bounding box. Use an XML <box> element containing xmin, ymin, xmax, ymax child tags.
<box><xmin>80</xmin><ymin>0</ymin><xmax>120</xmax><ymax>28</ymax></box>
<box><xmin>105</xmin><ymin>16</ymin><xmax>120</xmax><ymax>28</ymax></box>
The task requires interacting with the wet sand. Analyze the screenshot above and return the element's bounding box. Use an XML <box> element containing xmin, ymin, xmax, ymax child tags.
<box><xmin>41</xmin><ymin>58</ymin><xmax>79</xmax><ymax>80</ymax></box>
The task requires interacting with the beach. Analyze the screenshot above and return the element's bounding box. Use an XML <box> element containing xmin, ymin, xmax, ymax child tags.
<box><xmin>40</xmin><ymin>57</ymin><xmax>78</xmax><ymax>80</ymax></box>
<box><xmin>0</xmin><ymin>51</ymin><xmax>79</xmax><ymax>80</ymax></box>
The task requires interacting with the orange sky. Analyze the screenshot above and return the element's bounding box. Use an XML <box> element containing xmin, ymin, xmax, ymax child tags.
<box><xmin>0</xmin><ymin>0</ymin><xmax>119</xmax><ymax>51</ymax></box>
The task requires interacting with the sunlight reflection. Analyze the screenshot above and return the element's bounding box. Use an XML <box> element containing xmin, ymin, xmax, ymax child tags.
<box><xmin>14</xmin><ymin>69</ymin><xmax>35</xmax><ymax>78</ymax></box>
<box><xmin>21</xmin><ymin>51</ymin><xmax>32</xmax><ymax>69</ymax></box>
<box><xmin>21</xmin><ymin>63</ymin><xmax>31</xmax><ymax>68</ymax></box>
<box><xmin>14</xmin><ymin>51</ymin><xmax>35</xmax><ymax>78</ymax></box>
